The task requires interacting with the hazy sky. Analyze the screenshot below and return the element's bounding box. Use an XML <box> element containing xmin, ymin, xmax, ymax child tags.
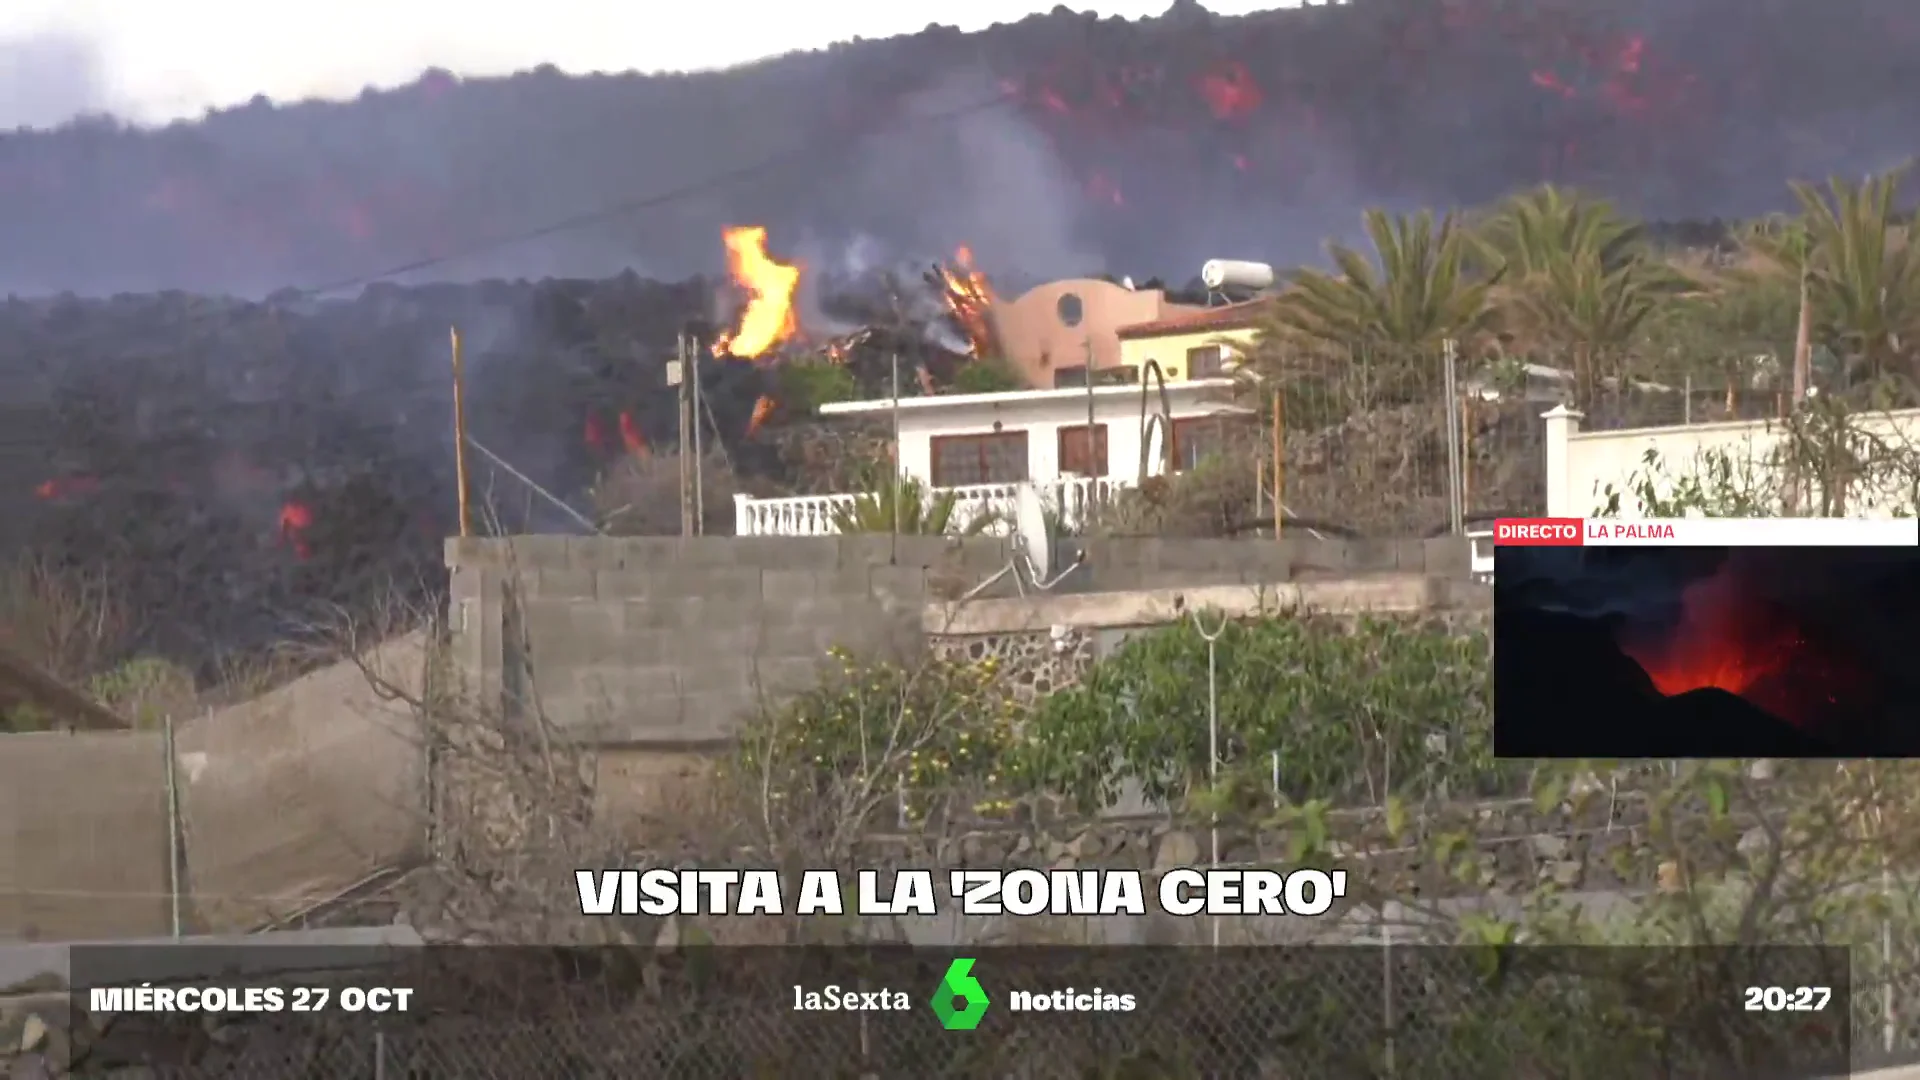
<box><xmin>0</xmin><ymin>1</ymin><xmax>1298</xmax><ymax>129</ymax></box>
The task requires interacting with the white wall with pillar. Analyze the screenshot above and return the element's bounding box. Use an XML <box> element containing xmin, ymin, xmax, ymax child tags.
<box><xmin>1543</xmin><ymin>404</ymin><xmax>1920</xmax><ymax>518</ymax></box>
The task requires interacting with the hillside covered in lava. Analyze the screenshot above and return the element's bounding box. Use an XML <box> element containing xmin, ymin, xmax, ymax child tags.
<box><xmin>2</xmin><ymin>0</ymin><xmax>1916</xmax><ymax>295</ymax></box>
<box><xmin>0</xmin><ymin>234</ymin><xmax>1015</xmax><ymax>672</ymax></box>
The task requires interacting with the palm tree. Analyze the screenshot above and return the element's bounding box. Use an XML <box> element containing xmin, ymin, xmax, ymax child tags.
<box><xmin>1473</xmin><ymin>185</ymin><xmax>1641</xmax><ymax>280</ymax></box>
<box><xmin>1790</xmin><ymin>167</ymin><xmax>1920</xmax><ymax>387</ymax></box>
<box><xmin>1270</xmin><ymin>209</ymin><xmax>1499</xmax><ymax>411</ymax></box>
<box><xmin>1275</xmin><ymin>208</ymin><xmax>1500</xmax><ymax>354</ymax></box>
<box><xmin>828</xmin><ymin>472</ymin><xmax>995</xmax><ymax>535</ymax></box>
<box><xmin>1737</xmin><ymin>213</ymin><xmax>1816</xmax><ymax>401</ymax></box>
<box><xmin>1510</xmin><ymin>249</ymin><xmax>1669</xmax><ymax>405</ymax></box>
<box><xmin>1475</xmin><ymin>186</ymin><xmax>1673</xmax><ymax>405</ymax></box>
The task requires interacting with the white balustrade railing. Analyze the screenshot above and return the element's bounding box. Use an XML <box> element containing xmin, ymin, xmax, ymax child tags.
<box><xmin>733</xmin><ymin>476</ymin><xmax>1131</xmax><ymax>537</ymax></box>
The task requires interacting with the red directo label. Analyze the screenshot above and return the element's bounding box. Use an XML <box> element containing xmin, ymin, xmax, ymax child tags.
<box><xmin>1493</xmin><ymin>518</ymin><xmax>1584</xmax><ymax>546</ymax></box>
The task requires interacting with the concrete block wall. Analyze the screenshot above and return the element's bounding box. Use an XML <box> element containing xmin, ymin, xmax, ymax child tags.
<box><xmin>445</xmin><ymin>533</ymin><xmax>1475</xmax><ymax>746</ymax></box>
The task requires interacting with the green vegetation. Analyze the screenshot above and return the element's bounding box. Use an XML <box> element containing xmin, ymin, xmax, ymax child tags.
<box><xmin>948</xmin><ymin>357</ymin><xmax>1022</xmax><ymax>394</ymax></box>
<box><xmin>1018</xmin><ymin>613</ymin><xmax>1500</xmax><ymax>813</ymax></box>
<box><xmin>776</xmin><ymin>358</ymin><xmax>860</xmax><ymax>412</ymax></box>
<box><xmin>735</xmin><ymin>611</ymin><xmax>1498</xmax><ymax>836</ymax></box>
<box><xmin>827</xmin><ymin>470</ymin><xmax>997</xmax><ymax>535</ymax></box>
<box><xmin>1248</xmin><ymin>167</ymin><xmax>1920</xmax><ymax>416</ymax></box>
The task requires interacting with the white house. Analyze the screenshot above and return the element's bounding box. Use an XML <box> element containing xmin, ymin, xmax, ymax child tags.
<box><xmin>733</xmin><ymin>379</ymin><xmax>1252</xmax><ymax>536</ymax></box>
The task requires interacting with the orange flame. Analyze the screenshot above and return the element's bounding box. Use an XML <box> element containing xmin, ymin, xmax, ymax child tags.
<box><xmin>937</xmin><ymin>246</ymin><xmax>998</xmax><ymax>357</ymax></box>
<box><xmin>713</xmin><ymin>226</ymin><xmax>801</xmax><ymax>358</ymax></box>
<box><xmin>746</xmin><ymin>395</ymin><xmax>778</xmax><ymax>438</ymax></box>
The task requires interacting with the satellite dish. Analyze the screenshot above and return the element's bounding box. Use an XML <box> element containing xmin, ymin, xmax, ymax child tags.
<box><xmin>958</xmin><ymin>482</ymin><xmax>1084</xmax><ymax>600</ymax></box>
<box><xmin>1014</xmin><ymin>483</ymin><xmax>1053</xmax><ymax>580</ymax></box>
<box><xmin>1121</xmin><ymin>275</ymin><xmax>1136</xmax><ymax>291</ymax></box>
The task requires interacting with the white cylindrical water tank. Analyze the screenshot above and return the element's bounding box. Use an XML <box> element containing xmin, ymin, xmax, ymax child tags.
<box><xmin>1200</xmin><ymin>259</ymin><xmax>1276</xmax><ymax>291</ymax></box>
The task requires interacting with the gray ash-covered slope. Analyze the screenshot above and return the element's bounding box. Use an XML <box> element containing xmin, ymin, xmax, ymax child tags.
<box><xmin>0</xmin><ymin>275</ymin><xmax>739</xmax><ymax>670</ymax></box>
<box><xmin>0</xmin><ymin>255</ymin><xmax>986</xmax><ymax>675</ymax></box>
<box><xmin>2</xmin><ymin>0</ymin><xmax>1916</xmax><ymax>295</ymax></box>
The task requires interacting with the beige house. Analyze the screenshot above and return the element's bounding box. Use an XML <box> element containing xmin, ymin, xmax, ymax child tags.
<box><xmin>1113</xmin><ymin>300</ymin><xmax>1268</xmax><ymax>383</ymax></box>
<box><xmin>1112</xmin><ymin>301</ymin><xmax>1268</xmax><ymax>470</ymax></box>
<box><xmin>989</xmin><ymin>278</ymin><xmax>1207</xmax><ymax>389</ymax></box>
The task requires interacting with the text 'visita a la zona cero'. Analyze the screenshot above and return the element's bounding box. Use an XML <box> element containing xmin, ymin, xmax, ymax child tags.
<box><xmin>575</xmin><ymin>867</ymin><xmax>1347</xmax><ymax>917</ymax></box>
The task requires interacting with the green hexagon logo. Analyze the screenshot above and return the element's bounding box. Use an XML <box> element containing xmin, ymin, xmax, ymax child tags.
<box><xmin>931</xmin><ymin>957</ymin><xmax>990</xmax><ymax>1030</ymax></box>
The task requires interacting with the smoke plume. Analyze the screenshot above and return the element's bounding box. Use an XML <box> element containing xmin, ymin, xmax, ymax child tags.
<box><xmin>0</xmin><ymin>0</ymin><xmax>1914</xmax><ymax>296</ymax></box>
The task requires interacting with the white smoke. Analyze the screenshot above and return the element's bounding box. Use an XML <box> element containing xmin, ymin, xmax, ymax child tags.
<box><xmin>0</xmin><ymin>31</ymin><xmax>109</xmax><ymax>130</ymax></box>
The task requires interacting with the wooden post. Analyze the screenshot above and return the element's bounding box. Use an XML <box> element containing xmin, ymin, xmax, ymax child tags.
<box><xmin>1270</xmin><ymin>387</ymin><xmax>1283</xmax><ymax>538</ymax></box>
<box><xmin>691</xmin><ymin>337</ymin><xmax>705</xmax><ymax>534</ymax></box>
<box><xmin>678</xmin><ymin>333</ymin><xmax>694</xmax><ymax>538</ymax></box>
<box><xmin>450</xmin><ymin>327</ymin><xmax>472</xmax><ymax>537</ymax></box>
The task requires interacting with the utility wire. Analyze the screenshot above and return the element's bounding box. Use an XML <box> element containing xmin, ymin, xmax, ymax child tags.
<box><xmin>35</xmin><ymin>90</ymin><xmax>1016</xmax><ymax>309</ymax></box>
<box><xmin>9</xmin><ymin>90</ymin><xmax>1017</xmax><ymax>504</ymax></box>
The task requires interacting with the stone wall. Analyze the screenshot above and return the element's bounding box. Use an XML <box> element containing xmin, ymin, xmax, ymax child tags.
<box><xmin>932</xmin><ymin>593</ymin><xmax>1492</xmax><ymax>706</ymax></box>
<box><xmin>445</xmin><ymin>533</ymin><xmax>1478</xmax><ymax>746</ymax></box>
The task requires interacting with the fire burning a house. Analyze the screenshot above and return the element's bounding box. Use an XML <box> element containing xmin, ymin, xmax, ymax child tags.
<box><xmin>693</xmin><ymin>224</ymin><xmax>1005</xmax><ymax>443</ymax></box>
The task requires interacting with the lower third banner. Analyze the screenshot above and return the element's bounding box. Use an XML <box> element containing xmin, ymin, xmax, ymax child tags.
<box><xmin>61</xmin><ymin>944</ymin><xmax>1850</xmax><ymax>1077</ymax></box>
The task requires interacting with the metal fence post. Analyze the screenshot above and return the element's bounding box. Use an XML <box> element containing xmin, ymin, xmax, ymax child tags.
<box><xmin>374</xmin><ymin>1030</ymin><xmax>387</xmax><ymax>1080</ymax></box>
<box><xmin>1442</xmin><ymin>340</ymin><xmax>1465</xmax><ymax>535</ymax></box>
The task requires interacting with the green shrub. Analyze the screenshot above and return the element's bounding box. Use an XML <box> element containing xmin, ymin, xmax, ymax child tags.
<box><xmin>829</xmin><ymin>471</ymin><xmax>995</xmax><ymax>535</ymax></box>
<box><xmin>733</xmin><ymin>647</ymin><xmax>1023</xmax><ymax>830</ymax></box>
<box><xmin>950</xmin><ymin>358</ymin><xmax>1022</xmax><ymax>394</ymax></box>
<box><xmin>89</xmin><ymin>656</ymin><xmax>199</xmax><ymax>729</ymax></box>
<box><xmin>1009</xmin><ymin>613</ymin><xmax>1503</xmax><ymax>814</ymax></box>
<box><xmin>777</xmin><ymin>360</ymin><xmax>861</xmax><ymax>413</ymax></box>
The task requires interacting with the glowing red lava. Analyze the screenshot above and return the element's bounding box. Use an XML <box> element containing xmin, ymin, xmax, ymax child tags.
<box><xmin>279</xmin><ymin>501</ymin><xmax>315</xmax><ymax>559</ymax></box>
<box><xmin>1615</xmin><ymin>565</ymin><xmax>1851</xmax><ymax>727</ymax></box>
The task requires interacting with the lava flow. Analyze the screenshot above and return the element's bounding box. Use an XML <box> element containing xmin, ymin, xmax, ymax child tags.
<box><xmin>34</xmin><ymin>475</ymin><xmax>99</xmax><ymax>500</ymax></box>
<box><xmin>712</xmin><ymin>226</ymin><xmax>801</xmax><ymax>359</ymax></box>
<box><xmin>745</xmin><ymin>394</ymin><xmax>777</xmax><ymax>438</ymax></box>
<box><xmin>279</xmin><ymin>500</ymin><xmax>315</xmax><ymax>560</ymax></box>
<box><xmin>1614</xmin><ymin>563</ymin><xmax>1849</xmax><ymax>728</ymax></box>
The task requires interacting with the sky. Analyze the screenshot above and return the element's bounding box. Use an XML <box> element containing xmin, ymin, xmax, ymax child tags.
<box><xmin>0</xmin><ymin>1</ymin><xmax>1299</xmax><ymax>130</ymax></box>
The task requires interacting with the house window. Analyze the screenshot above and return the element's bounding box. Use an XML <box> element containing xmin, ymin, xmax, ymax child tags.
<box><xmin>1186</xmin><ymin>345</ymin><xmax>1226</xmax><ymax>378</ymax></box>
<box><xmin>931</xmin><ymin>431</ymin><xmax>1029</xmax><ymax>486</ymax></box>
<box><xmin>1169</xmin><ymin>417</ymin><xmax>1227</xmax><ymax>472</ymax></box>
<box><xmin>1057</xmin><ymin>293</ymin><xmax>1084</xmax><ymax>327</ymax></box>
<box><xmin>1054</xmin><ymin>365</ymin><xmax>1140</xmax><ymax>388</ymax></box>
<box><xmin>1057</xmin><ymin>424</ymin><xmax>1109</xmax><ymax>477</ymax></box>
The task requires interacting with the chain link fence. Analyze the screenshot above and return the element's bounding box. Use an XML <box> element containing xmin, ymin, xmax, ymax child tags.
<box><xmin>64</xmin><ymin>945</ymin><xmax>1855</xmax><ymax>1078</ymax></box>
<box><xmin>1247</xmin><ymin>340</ymin><xmax>1814</xmax><ymax>538</ymax></box>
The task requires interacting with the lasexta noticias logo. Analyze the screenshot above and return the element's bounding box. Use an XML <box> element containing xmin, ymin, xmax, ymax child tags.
<box><xmin>931</xmin><ymin>957</ymin><xmax>990</xmax><ymax>1030</ymax></box>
